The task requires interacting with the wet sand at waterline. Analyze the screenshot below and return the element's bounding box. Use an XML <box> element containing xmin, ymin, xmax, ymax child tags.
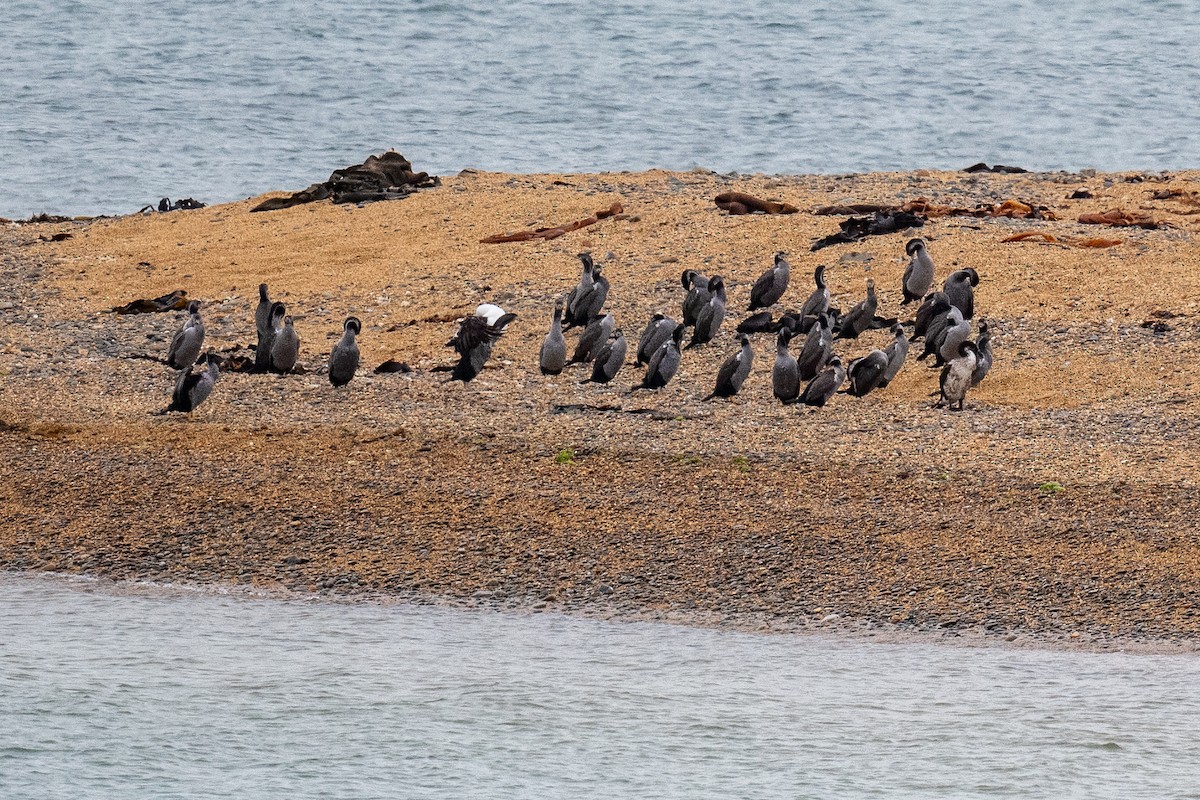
<box><xmin>3</xmin><ymin>167</ymin><xmax>1200</xmax><ymax>650</ymax></box>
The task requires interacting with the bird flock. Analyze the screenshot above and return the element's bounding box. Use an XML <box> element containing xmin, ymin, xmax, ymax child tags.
<box><xmin>534</xmin><ymin>239</ymin><xmax>993</xmax><ymax>410</ymax></box>
<box><xmin>158</xmin><ymin>238</ymin><xmax>993</xmax><ymax>414</ymax></box>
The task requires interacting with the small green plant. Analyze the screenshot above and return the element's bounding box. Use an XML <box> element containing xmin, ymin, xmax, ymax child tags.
<box><xmin>1039</xmin><ymin>481</ymin><xmax>1065</xmax><ymax>494</ymax></box>
<box><xmin>554</xmin><ymin>448</ymin><xmax>575</xmax><ymax>465</ymax></box>
<box><xmin>673</xmin><ymin>453</ymin><xmax>702</xmax><ymax>466</ymax></box>
<box><xmin>732</xmin><ymin>455</ymin><xmax>750</xmax><ymax>473</ymax></box>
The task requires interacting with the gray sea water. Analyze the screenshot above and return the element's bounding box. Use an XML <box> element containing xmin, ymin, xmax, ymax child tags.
<box><xmin>2</xmin><ymin>574</ymin><xmax>1199</xmax><ymax>799</ymax></box>
<box><xmin>3</xmin><ymin>0</ymin><xmax>1199</xmax><ymax>218</ymax></box>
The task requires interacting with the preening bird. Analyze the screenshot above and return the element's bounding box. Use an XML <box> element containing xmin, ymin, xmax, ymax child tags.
<box><xmin>877</xmin><ymin>323</ymin><xmax>909</xmax><ymax>389</ymax></box>
<box><xmin>166</xmin><ymin>300</ymin><xmax>205</xmax><ymax>369</ymax></box>
<box><xmin>970</xmin><ymin>319</ymin><xmax>993</xmax><ymax>387</ymax></box>
<box><xmin>902</xmin><ymin>238</ymin><xmax>935</xmax><ymax>305</ymax></box>
<box><xmin>843</xmin><ymin>349</ymin><xmax>890</xmax><ymax>397</ymax></box>
<box><xmin>686</xmin><ymin>275</ymin><xmax>725</xmax><ymax>349</ymax></box>
<box><xmin>943</xmin><ymin>268</ymin><xmax>980</xmax><ymax>320</ymax></box>
<box><xmin>748</xmin><ymin>251</ymin><xmax>790</xmax><ymax>311</ymax></box>
<box><xmin>167</xmin><ymin>356</ymin><xmax>219</xmax><ymax>413</ymax></box>
<box><xmin>581</xmin><ymin>329</ymin><xmax>627</xmax><ymax>385</ymax></box>
<box><xmin>569</xmin><ymin>312</ymin><xmax>615</xmax><ymax>364</ymax></box>
<box><xmin>704</xmin><ymin>333</ymin><xmax>754</xmax><ymax>400</ymax></box>
<box><xmin>681</xmin><ymin>269</ymin><xmax>712</xmax><ymax>327</ymax></box>
<box><xmin>328</xmin><ymin>316</ymin><xmax>362</xmax><ymax>387</ymax></box>
<box><xmin>446</xmin><ymin>306</ymin><xmax>517</xmax><ymax>383</ymax></box>
<box><xmin>797</xmin><ymin>312</ymin><xmax>833</xmax><ymax>381</ymax></box>
<box><xmin>910</xmin><ymin>292</ymin><xmax>951</xmax><ymax>342</ymax></box>
<box><xmin>937</xmin><ymin>340</ymin><xmax>980</xmax><ymax>411</ymax></box>
<box><xmin>254</xmin><ymin>284</ymin><xmax>274</xmax><ymax>371</ymax></box>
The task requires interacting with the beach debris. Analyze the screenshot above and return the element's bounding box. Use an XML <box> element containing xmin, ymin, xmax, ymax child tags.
<box><xmin>250</xmin><ymin>151</ymin><xmax>438</xmax><ymax>212</ymax></box>
<box><xmin>1001</xmin><ymin>231</ymin><xmax>1122</xmax><ymax>248</ymax></box>
<box><xmin>1068</xmin><ymin>189</ymin><xmax>1093</xmax><ymax>199</ymax></box>
<box><xmin>810</xmin><ymin>209</ymin><xmax>925</xmax><ymax>251</ymax></box>
<box><xmin>714</xmin><ymin>192</ymin><xmax>799</xmax><ymax>215</ymax></box>
<box><xmin>1077</xmin><ymin>209</ymin><xmax>1164</xmax><ymax>229</ymax></box>
<box><xmin>479</xmin><ymin>202</ymin><xmax>624</xmax><ymax>243</ymax></box>
<box><xmin>374</xmin><ymin>359</ymin><xmax>413</xmax><ymax>374</ymax></box>
<box><xmin>139</xmin><ymin>197</ymin><xmax>206</xmax><ymax>214</ymax></box>
<box><xmin>962</xmin><ymin>162</ymin><xmax>1029</xmax><ymax>174</ymax></box>
<box><xmin>110</xmin><ymin>289</ymin><xmax>190</xmax><ymax>314</ymax></box>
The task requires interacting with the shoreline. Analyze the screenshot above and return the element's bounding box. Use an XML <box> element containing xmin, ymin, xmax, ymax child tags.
<box><xmin>3</xmin><ymin>166</ymin><xmax>1200</xmax><ymax>652</ymax></box>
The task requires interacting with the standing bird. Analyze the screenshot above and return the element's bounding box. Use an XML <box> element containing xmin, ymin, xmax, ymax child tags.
<box><xmin>797</xmin><ymin>265</ymin><xmax>831</xmax><ymax>331</ymax></box>
<box><xmin>970</xmin><ymin>320</ymin><xmax>994</xmax><ymax>387</ymax></box>
<box><xmin>943</xmin><ymin>268</ymin><xmax>980</xmax><ymax>319</ymax></box>
<box><xmin>902</xmin><ymin>238</ymin><xmax>936</xmax><ymax>305</ymax></box>
<box><xmin>748</xmin><ymin>251</ymin><xmax>791</xmax><ymax>311</ymax></box>
<box><xmin>636</xmin><ymin>313</ymin><xmax>677</xmax><ymax>366</ymax></box>
<box><xmin>166</xmin><ymin>357</ymin><xmax>219</xmax><ymax>413</ymax></box>
<box><xmin>166</xmin><ymin>300</ymin><xmax>205</xmax><ymax>369</ymax></box>
<box><xmin>328</xmin><ymin>316</ymin><xmax>362</xmax><ymax>387</ymax></box>
<box><xmin>835</xmin><ymin>278</ymin><xmax>878</xmax><ymax>340</ymax></box>
<box><xmin>772</xmin><ymin>328</ymin><xmax>801</xmax><ymax>403</ymax></box>
<box><xmin>271</xmin><ymin>313</ymin><xmax>300</xmax><ymax>373</ymax></box>
<box><xmin>565</xmin><ymin>254</ymin><xmax>608</xmax><ymax>328</ymax></box>
<box><xmin>910</xmin><ymin>292</ymin><xmax>951</xmax><ymax>342</ymax></box>
<box><xmin>843</xmin><ymin>349</ymin><xmax>890</xmax><ymax>397</ymax></box>
<box><xmin>935</xmin><ymin>307</ymin><xmax>972</xmax><ymax>366</ymax></box>
<box><xmin>446</xmin><ymin>307</ymin><xmax>517</xmax><ymax>383</ymax></box>
<box><xmin>581</xmin><ymin>329</ymin><xmax>627</xmax><ymax>385</ymax></box>
<box><xmin>686</xmin><ymin>275</ymin><xmax>726</xmax><ymax>349</ymax></box>
<box><xmin>798</xmin><ymin>356</ymin><xmax>845</xmax><ymax>407</ymax></box>
<box><xmin>704</xmin><ymin>334</ymin><xmax>754</xmax><ymax>401</ymax></box>
<box><xmin>877</xmin><ymin>323</ymin><xmax>909</xmax><ymax>389</ymax></box>
<box><xmin>631</xmin><ymin>324</ymin><xmax>686</xmax><ymax>392</ymax></box>
<box><xmin>937</xmin><ymin>341</ymin><xmax>980</xmax><ymax>411</ymax></box>
<box><xmin>681</xmin><ymin>269</ymin><xmax>712</xmax><ymax>326</ymax></box>
<box><xmin>796</xmin><ymin>312</ymin><xmax>833</xmax><ymax>381</ymax></box>
<box><xmin>254</xmin><ymin>284</ymin><xmax>274</xmax><ymax>371</ymax></box>
<box><xmin>569</xmin><ymin>312</ymin><xmax>615</xmax><ymax>364</ymax></box>
<box><xmin>539</xmin><ymin>298</ymin><xmax>568</xmax><ymax>375</ymax></box>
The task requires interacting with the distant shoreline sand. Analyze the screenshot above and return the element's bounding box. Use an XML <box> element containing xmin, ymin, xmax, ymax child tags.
<box><xmin>3</xmin><ymin>167</ymin><xmax>1199</xmax><ymax>651</ymax></box>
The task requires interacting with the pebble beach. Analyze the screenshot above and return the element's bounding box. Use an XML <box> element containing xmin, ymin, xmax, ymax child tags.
<box><xmin>3</xmin><ymin>166</ymin><xmax>1200</xmax><ymax>651</ymax></box>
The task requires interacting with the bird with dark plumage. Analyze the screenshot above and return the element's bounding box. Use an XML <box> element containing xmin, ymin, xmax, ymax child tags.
<box><xmin>910</xmin><ymin>291</ymin><xmax>951</xmax><ymax>342</ymax></box>
<box><xmin>943</xmin><ymin>268</ymin><xmax>980</xmax><ymax>319</ymax></box>
<box><xmin>681</xmin><ymin>269</ymin><xmax>712</xmax><ymax>326</ymax></box>
<box><xmin>569</xmin><ymin>312</ymin><xmax>615</xmax><ymax>364</ymax></box>
<box><xmin>705</xmin><ymin>333</ymin><xmax>754</xmax><ymax>400</ymax></box>
<box><xmin>835</xmin><ymin>278</ymin><xmax>877</xmax><ymax>340</ymax></box>
<box><xmin>970</xmin><ymin>320</ymin><xmax>993</xmax><ymax>387</ymax></box>
<box><xmin>328</xmin><ymin>316</ymin><xmax>362</xmax><ymax>387</ymax></box>
<box><xmin>581</xmin><ymin>329</ymin><xmax>627</xmax><ymax>385</ymax></box>
<box><xmin>843</xmin><ymin>349</ymin><xmax>890</xmax><ymax>397</ymax></box>
<box><xmin>796</xmin><ymin>312</ymin><xmax>833</xmax><ymax>381</ymax></box>
<box><xmin>748</xmin><ymin>251</ymin><xmax>790</xmax><ymax>311</ymax></box>
<box><xmin>902</xmin><ymin>238</ymin><xmax>935</xmax><ymax>305</ymax></box>
<box><xmin>798</xmin><ymin>356</ymin><xmax>845</xmax><ymax>407</ymax></box>
<box><xmin>565</xmin><ymin>253</ymin><xmax>608</xmax><ymax>328</ymax></box>
<box><xmin>447</xmin><ymin>306</ymin><xmax>517</xmax><ymax>383</ymax></box>
<box><xmin>166</xmin><ymin>300</ymin><xmax>205</xmax><ymax>369</ymax></box>
<box><xmin>254</xmin><ymin>284</ymin><xmax>274</xmax><ymax>372</ymax></box>
<box><xmin>636</xmin><ymin>313</ymin><xmax>677</xmax><ymax>366</ymax></box>
<box><xmin>631</xmin><ymin>323</ymin><xmax>686</xmax><ymax>392</ymax></box>
<box><xmin>271</xmin><ymin>313</ymin><xmax>300</xmax><ymax>373</ymax></box>
<box><xmin>686</xmin><ymin>275</ymin><xmax>725</xmax><ymax>349</ymax></box>
<box><xmin>877</xmin><ymin>323</ymin><xmax>909</xmax><ymax>389</ymax></box>
<box><xmin>539</xmin><ymin>298</ymin><xmax>567</xmax><ymax>375</ymax></box>
<box><xmin>937</xmin><ymin>340</ymin><xmax>980</xmax><ymax>411</ymax></box>
<box><xmin>797</xmin><ymin>265</ymin><xmax>831</xmax><ymax>332</ymax></box>
<box><xmin>772</xmin><ymin>328</ymin><xmax>800</xmax><ymax>403</ymax></box>
<box><xmin>167</xmin><ymin>356</ymin><xmax>219</xmax><ymax>413</ymax></box>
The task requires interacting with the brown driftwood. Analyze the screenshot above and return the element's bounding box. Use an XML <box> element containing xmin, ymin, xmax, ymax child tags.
<box><xmin>714</xmin><ymin>192</ymin><xmax>799</xmax><ymax>215</ymax></box>
<box><xmin>480</xmin><ymin>202</ymin><xmax>624</xmax><ymax>243</ymax></box>
<box><xmin>1078</xmin><ymin>209</ymin><xmax>1164</xmax><ymax>229</ymax></box>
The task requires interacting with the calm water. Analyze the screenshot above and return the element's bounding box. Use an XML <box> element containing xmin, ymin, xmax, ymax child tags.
<box><xmin>2</xmin><ymin>574</ymin><xmax>1199</xmax><ymax>799</ymax></box>
<box><xmin>2</xmin><ymin>0</ymin><xmax>1199</xmax><ymax>217</ymax></box>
